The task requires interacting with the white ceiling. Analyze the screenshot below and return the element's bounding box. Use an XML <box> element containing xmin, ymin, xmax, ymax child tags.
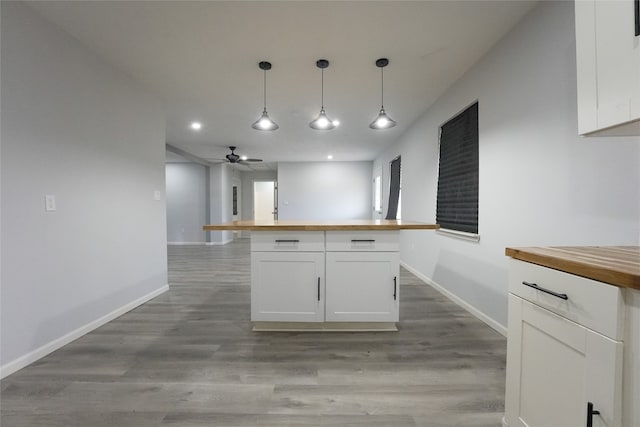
<box><xmin>26</xmin><ymin>0</ymin><xmax>537</xmax><ymax>164</ymax></box>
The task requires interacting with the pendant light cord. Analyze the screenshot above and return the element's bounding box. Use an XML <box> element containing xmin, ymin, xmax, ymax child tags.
<box><xmin>380</xmin><ymin>67</ymin><xmax>384</xmax><ymax>109</ymax></box>
<box><xmin>263</xmin><ymin>70</ymin><xmax>267</xmax><ymax>111</ymax></box>
<box><xmin>321</xmin><ymin>68</ymin><xmax>325</xmax><ymax>110</ymax></box>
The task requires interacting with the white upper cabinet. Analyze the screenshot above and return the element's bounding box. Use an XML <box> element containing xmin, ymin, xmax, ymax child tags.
<box><xmin>575</xmin><ymin>0</ymin><xmax>640</xmax><ymax>136</ymax></box>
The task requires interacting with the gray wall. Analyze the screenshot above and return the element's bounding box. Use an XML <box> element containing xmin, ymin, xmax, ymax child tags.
<box><xmin>375</xmin><ymin>1</ymin><xmax>640</xmax><ymax>331</ymax></box>
<box><xmin>1</xmin><ymin>2</ymin><xmax>168</xmax><ymax>374</ymax></box>
<box><xmin>166</xmin><ymin>162</ymin><xmax>208</xmax><ymax>244</ymax></box>
<box><xmin>207</xmin><ymin>164</ymin><xmax>237</xmax><ymax>244</ymax></box>
<box><xmin>277</xmin><ymin>162</ymin><xmax>372</xmax><ymax>220</ymax></box>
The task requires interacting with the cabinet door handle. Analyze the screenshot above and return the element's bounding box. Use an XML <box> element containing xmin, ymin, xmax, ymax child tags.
<box><xmin>317</xmin><ymin>277</ymin><xmax>321</xmax><ymax>301</ymax></box>
<box><xmin>587</xmin><ymin>402</ymin><xmax>600</xmax><ymax>427</ymax></box>
<box><xmin>351</xmin><ymin>239</ymin><xmax>375</xmax><ymax>243</ymax></box>
<box><xmin>393</xmin><ymin>276</ymin><xmax>397</xmax><ymax>300</ymax></box>
<box><xmin>522</xmin><ymin>281</ymin><xmax>568</xmax><ymax>300</ymax></box>
<box><xmin>275</xmin><ymin>239</ymin><xmax>299</xmax><ymax>243</ymax></box>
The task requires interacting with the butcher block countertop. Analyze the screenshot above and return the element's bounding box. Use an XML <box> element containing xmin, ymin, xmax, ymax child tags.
<box><xmin>506</xmin><ymin>246</ymin><xmax>640</xmax><ymax>290</ymax></box>
<box><xmin>203</xmin><ymin>219</ymin><xmax>440</xmax><ymax>231</ymax></box>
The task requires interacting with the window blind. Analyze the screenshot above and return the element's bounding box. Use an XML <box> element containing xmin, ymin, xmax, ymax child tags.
<box><xmin>386</xmin><ymin>156</ymin><xmax>401</xmax><ymax>220</ymax></box>
<box><xmin>436</xmin><ymin>103</ymin><xmax>478</xmax><ymax>234</ymax></box>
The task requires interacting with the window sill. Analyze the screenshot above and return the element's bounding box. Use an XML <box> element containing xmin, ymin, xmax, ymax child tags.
<box><xmin>437</xmin><ymin>228</ymin><xmax>480</xmax><ymax>242</ymax></box>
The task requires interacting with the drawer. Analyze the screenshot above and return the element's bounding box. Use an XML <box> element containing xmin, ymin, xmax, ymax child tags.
<box><xmin>508</xmin><ymin>259</ymin><xmax>624</xmax><ymax>340</ymax></box>
<box><xmin>251</xmin><ymin>231</ymin><xmax>325</xmax><ymax>252</ymax></box>
<box><xmin>325</xmin><ymin>231</ymin><xmax>399</xmax><ymax>252</ymax></box>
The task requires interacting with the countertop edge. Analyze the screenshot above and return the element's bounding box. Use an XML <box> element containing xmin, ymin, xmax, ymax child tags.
<box><xmin>506</xmin><ymin>247</ymin><xmax>640</xmax><ymax>290</ymax></box>
<box><xmin>203</xmin><ymin>222</ymin><xmax>440</xmax><ymax>231</ymax></box>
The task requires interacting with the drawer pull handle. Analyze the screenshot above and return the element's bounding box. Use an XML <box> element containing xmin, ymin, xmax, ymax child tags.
<box><xmin>275</xmin><ymin>239</ymin><xmax>299</xmax><ymax>243</ymax></box>
<box><xmin>351</xmin><ymin>239</ymin><xmax>375</xmax><ymax>243</ymax></box>
<box><xmin>587</xmin><ymin>402</ymin><xmax>600</xmax><ymax>427</ymax></box>
<box><xmin>317</xmin><ymin>277</ymin><xmax>321</xmax><ymax>301</ymax></box>
<box><xmin>393</xmin><ymin>276</ymin><xmax>397</xmax><ymax>300</ymax></box>
<box><xmin>522</xmin><ymin>281</ymin><xmax>568</xmax><ymax>300</ymax></box>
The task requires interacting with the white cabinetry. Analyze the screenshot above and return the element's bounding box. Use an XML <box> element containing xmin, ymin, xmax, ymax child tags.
<box><xmin>250</xmin><ymin>230</ymin><xmax>401</xmax><ymax>327</ymax></box>
<box><xmin>251</xmin><ymin>251</ymin><xmax>324</xmax><ymax>322</ymax></box>
<box><xmin>325</xmin><ymin>252</ymin><xmax>399</xmax><ymax>322</ymax></box>
<box><xmin>325</xmin><ymin>230</ymin><xmax>399</xmax><ymax>322</ymax></box>
<box><xmin>575</xmin><ymin>0</ymin><xmax>640</xmax><ymax>135</ymax></box>
<box><xmin>251</xmin><ymin>232</ymin><xmax>325</xmax><ymax>322</ymax></box>
<box><xmin>504</xmin><ymin>259</ymin><xmax>624</xmax><ymax>427</ymax></box>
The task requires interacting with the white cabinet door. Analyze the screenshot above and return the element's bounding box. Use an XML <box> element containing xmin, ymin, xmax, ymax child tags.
<box><xmin>325</xmin><ymin>252</ymin><xmax>399</xmax><ymax>322</ymax></box>
<box><xmin>504</xmin><ymin>294</ymin><xmax>623</xmax><ymax>427</ymax></box>
<box><xmin>575</xmin><ymin>0</ymin><xmax>640</xmax><ymax>135</ymax></box>
<box><xmin>594</xmin><ymin>0</ymin><xmax>640</xmax><ymax>131</ymax></box>
<box><xmin>251</xmin><ymin>251</ymin><xmax>324</xmax><ymax>322</ymax></box>
<box><xmin>575</xmin><ymin>0</ymin><xmax>599</xmax><ymax>134</ymax></box>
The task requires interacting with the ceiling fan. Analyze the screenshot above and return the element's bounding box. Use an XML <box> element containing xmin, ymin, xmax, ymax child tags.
<box><xmin>213</xmin><ymin>146</ymin><xmax>263</xmax><ymax>165</ymax></box>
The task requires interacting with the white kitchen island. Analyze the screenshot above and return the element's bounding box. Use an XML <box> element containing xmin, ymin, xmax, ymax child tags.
<box><xmin>203</xmin><ymin>220</ymin><xmax>439</xmax><ymax>331</ymax></box>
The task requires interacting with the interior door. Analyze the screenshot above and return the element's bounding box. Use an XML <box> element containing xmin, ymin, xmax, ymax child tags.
<box><xmin>372</xmin><ymin>164</ymin><xmax>383</xmax><ymax>220</ymax></box>
<box><xmin>254</xmin><ymin>180</ymin><xmax>276</xmax><ymax>221</ymax></box>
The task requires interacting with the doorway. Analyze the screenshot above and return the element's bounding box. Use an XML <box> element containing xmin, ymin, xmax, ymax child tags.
<box><xmin>254</xmin><ymin>180</ymin><xmax>277</xmax><ymax>221</ymax></box>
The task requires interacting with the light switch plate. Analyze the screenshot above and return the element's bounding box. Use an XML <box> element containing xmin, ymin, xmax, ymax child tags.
<box><xmin>153</xmin><ymin>190</ymin><xmax>161</xmax><ymax>201</ymax></box>
<box><xmin>45</xmin><ymin>195</ymin><xmax>56</xmax><ymax>212</ymax></box>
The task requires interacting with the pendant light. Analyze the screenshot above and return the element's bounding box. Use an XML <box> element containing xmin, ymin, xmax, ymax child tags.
<box><xmin>369</xmin><ymin>58</ymin><xmax>397</xmax><ymax>130</ymax></box>
<box><xmin>252</xmin><ymin>61</ymin><xmax>279</xmax><ymax>131</ymax></box>
<box><xmin>309</xmin><ymin>59</ymin><xmax>339</xmax><ymax>131</ymax></box>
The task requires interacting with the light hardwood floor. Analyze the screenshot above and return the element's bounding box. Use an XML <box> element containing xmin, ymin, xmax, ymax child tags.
<box><xmin>1</xmin><ymin>239</ymin><xmax>507</xmax><ymax>426</ymax></box>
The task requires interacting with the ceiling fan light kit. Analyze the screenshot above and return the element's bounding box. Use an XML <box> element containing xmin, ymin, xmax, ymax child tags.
<box><xmin>251</xmin><ymin>61</ymin><xmax>279</xmax><ymax>131</ymax></box>
<box><xmin>249</xmin><ymin>58</ymin><xmax>396</xmax><ymax>131</ymax></box>
<box><xmin>369</xmin><ymin>58</ymin><xmax>397</xmax><ymax>130</ymax></box>
<box><xmin>224</xmin><ymin>146</ymin><xmax>263</xmax><ymax>164</ymax></box>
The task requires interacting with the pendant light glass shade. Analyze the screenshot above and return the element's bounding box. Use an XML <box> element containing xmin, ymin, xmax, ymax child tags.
<box><xmin>369</xmin><ymin>58</ymin><xmax>396</xmax><ymax>130</ymax></box>
<box><xmin>252</xmin><ymin>109</ymin><xmax>279</xmax><ymax>131</ymax></box>
<box><xmin>370</xmin><ymin>108</ymin><xmax>397</xmax><ymax>130</ymax></box>
<box><xmin>309</xmin><ymin>59</ymin><xmax>338</xmax><ymax>131</ymax></box>
<box><xmin>252</xmin><ymin>61</ymin><xmax>278</xmax><ymax>131</ymax></box>
<box><xmin>309</xmin><ymin>108</ymin><xmax>336</xmax><ymax>130</ymax></box>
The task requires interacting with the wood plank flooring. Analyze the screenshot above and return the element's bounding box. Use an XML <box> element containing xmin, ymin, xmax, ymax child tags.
<box><xmin>1</xmin><ymin>239</ymin><xmax>507</xmax><ymax>426</ymax></box>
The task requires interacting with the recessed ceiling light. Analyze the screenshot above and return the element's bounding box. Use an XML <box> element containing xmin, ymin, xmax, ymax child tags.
<box><xmin>190</xmin><ymin>121</ymin><xmax>202</xmax><ymax>131</ymax></box>
<box><xmin>332</xmin><ymin>120</ymin><xmax>340</xmax><ymax>127</ymax></box>
<box><xmin>327</xmin><ymin>155</ymin><xmax>333</xmax><ymax>160</ymax></box>
<box><xmin>241</xmin><ymin>155</ymin><xmax>248</xmax><ymax>161</ymax></box>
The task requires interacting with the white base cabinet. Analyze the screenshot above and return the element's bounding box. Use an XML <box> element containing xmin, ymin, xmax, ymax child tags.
<box><xmin>250</xmin><ymin>230</ymin><xmax>400</xmax><ymax>325</ymax></box>
<box><xmin>326</xmin><ymin>251</ymin><xmax>399</xmax><ymax>322</ymax></box>
<box><xmin>251</xmin><ymin>251</ymin><xmax>324</xmax><ymax>322</ymax></box>
<box><xmin>505</xmin><ymin>294</ymin><xmax>623</xmax><ymax>427</ymax></box>
<box><xmin>504</xmin><ymin>259</ymin><xmax>624</xmax><ymax>427</ymax></box>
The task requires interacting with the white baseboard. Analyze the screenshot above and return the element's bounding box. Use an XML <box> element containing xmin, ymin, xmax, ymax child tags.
<box><xmin>167</xmin><ymin>240</ymin><xmax>233</xmax><ymax>246</ymax></box>
<box><xmin>400</xmin><ymin>261</ymin><xmax>507</xmax><ymax>337</ymax></box>
<box><xmin>0</xmin><ymin>284</ymin><xmax>170</xmax><ymax>379</ymax></box>
<box><xmin>167</xmin><ymin>241</ymin><xmax>207</xmax><ymax>245</ymax></box>
<box><xmin>205</xmin><ymin>239</ymin><xmax>233</xmax><ymax>246</ymax></box>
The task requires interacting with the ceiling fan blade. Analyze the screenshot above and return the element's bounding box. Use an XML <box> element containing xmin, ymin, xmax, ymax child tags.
<box><xmin>242</xmin><ymin>158</ymin><xmax>263</xmax><ymax>162</ymax></box>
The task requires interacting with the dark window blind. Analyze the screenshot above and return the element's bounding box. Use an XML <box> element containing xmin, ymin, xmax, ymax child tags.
<box><xmin>436</xmin><ymin>103</ymin><xmax>478</xmax><ymax>234</ymax></box>
<box><xmin>386</xmin><ymin>156</ymin><xmax>401</xmax><ymax>220</ymax></box>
